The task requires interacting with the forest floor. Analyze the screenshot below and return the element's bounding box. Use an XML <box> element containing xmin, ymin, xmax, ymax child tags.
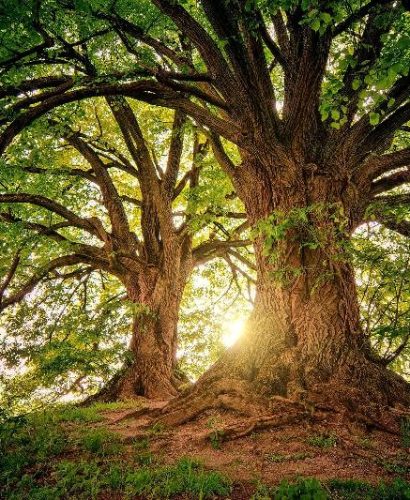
<box><xmin>1</xmin><ymin>398</ymin><xmax>409</xmax><ymax>499</ymax></box>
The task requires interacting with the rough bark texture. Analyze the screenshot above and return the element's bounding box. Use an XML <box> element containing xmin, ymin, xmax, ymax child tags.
<box><xmin>158</xmin><ymin>157</ymin><xmax>410</xmax><ymax>428</ymax></box>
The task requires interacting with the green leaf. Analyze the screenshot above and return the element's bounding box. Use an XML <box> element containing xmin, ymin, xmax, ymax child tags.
<box><xmin>369</xmin><ymin>112</ymin><xmax>380</xmax><ymax>126</ymax></box>
<box><xmin>352</xmin><ymin>79</ymin><xmax>361</xmax><ymax>91</ymax></box>
<box><xmin>311</xmin><ymin>18</ymin><xmax>321</xmax><ymax>32</ymax></box>
<box><xmin>331</xmin><ymin>109</ymin><xmax>340</xmax><ymax>121</ymax></box>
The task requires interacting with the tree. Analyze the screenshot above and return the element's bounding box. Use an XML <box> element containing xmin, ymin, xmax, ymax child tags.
<box><xmin>0</xmin><ymin>93</ymin><xmax>249</xmax><ymax>400</ymax></box>
<box><xmin>353</xmin><ymin>223</ymin><xmax>410</xmax><ymax>376</ymax></box>
<box><xmin>0</xmin><ymin>0</ymin><xmax>409</xmax><ymax>424</ymax></box>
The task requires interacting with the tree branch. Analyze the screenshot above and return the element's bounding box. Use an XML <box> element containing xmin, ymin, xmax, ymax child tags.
<box><xmin>0</xmin><ymin>193</ymin><xmax>100</xmax><ymax>237</ymax></box>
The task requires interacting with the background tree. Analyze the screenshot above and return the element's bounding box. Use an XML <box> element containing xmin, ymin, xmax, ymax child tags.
<box><xmin>0</xmin><ymin>94</ymin><xmax>250</xmax><ymax>400</ymax></box>
<box><xmin>0</xmin><ymin>0</ymin><xmax>409</xmax><ymax>427</ymax></box>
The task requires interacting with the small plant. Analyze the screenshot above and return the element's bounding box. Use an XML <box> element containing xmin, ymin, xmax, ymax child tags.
<box><xmin>132</xmin><ymin>437</ymin><xmax>150</xmax><ymax>450</ymax></box>
<box><xmin>251</xmin><ymin>480</ymin><xmax>273</xmax><ymax>499</ymax></box>
<box><xmin>328</xmin><ymin>478</ymin><xmax>410</xmax><ymax>500</ymax></box>
<box><xmin>80</xmin><ymin>429</ymin><xmax>122</xmax><ymax>456</ymax></box>
<box><xmin>147</xmin><ymin>421</ymin><xmax>166</xmax><ymax>435</ymax></box>
<box><xmin>357</xmin><ymin>436</ymin><xmax>373</xmax><ymax>449</ymax></box>
<box><xmin>274</xmin><ymin>477</ymin><xmax>328</xmax><ymax>499</ymax></box>
<box><xmin>400</xmin><ymin>417</ymin><xmax>410</xmax><ymax>448</ymax></box>
<box><xmin>206</xmin><ymin>417</ymin><xmax>225</xmax><ymax>450</ymax></box>
<box><xmin>135</xmin><ymin>451</ymin><xmax>155</xmax><ymax>466</ymax></box>
<box><xmin>328</xmin><ymin>478</ymin><xmax>374</xmax><ymax>499</ymax></box>
<box><xmin>306</xmin><ymin>433</ymin><xmax>337</xmax><ymax>448</ymax></box>
<box><xmin>267</xmin><ymin>453</ymin><xmax>287</xmax><ymax>463</ymax></box>
<box><xmin>381</xmin><ymin>459</ymin><xmax>409</xmax><ymax>475</ymax></box>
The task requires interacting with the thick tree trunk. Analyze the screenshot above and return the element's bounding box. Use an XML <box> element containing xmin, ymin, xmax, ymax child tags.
<box><xmin>161</xmin><ymin>159</ymin><xmax>410</xmax><ymax>425</ymax></box>
<box><xmin>113</xmin><ymin>293</ymin><xmax>182</xmax><ymax>400</ymax></box>
<box><xmin>203</xmin><ymin>238</ymin><xmax>409</xmax><ymax>407</ymax></box>
<box><xmin>91</xmin><ymin>253</ymin><xmax>190</xmax><ymax>401</ymax></box>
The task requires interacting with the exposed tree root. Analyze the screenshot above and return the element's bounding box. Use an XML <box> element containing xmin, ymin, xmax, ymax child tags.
<box><xmin>216</xmin><ymin>410</ymin><xmax>311</xmax><ymax>442</ymax></box>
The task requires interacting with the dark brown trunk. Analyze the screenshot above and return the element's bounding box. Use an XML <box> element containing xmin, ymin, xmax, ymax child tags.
<box><xmin>114</xmin><ymin>289</ymin><xmax>182</xmax><ymax>400</ymax></box>
<box><xmin>91</xmin><ymin>246</ymin><xmax>191</xmax><ymax>401</ymax></box>
<box><xmin>162</xmin><ymin>158</ymin><xmax>410</xmax><ymax>424</ymax></box>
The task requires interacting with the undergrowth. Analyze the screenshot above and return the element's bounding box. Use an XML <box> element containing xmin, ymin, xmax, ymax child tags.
<box><xmin>1</xmin><ymin>403</ymin><xmax>410</xmax><ymax>499</ymax></box>
<box><xmin>0</xmin><ymin>403</ymin><xmax>230</xmax><ymax>499</ymax></box>
<box><xmin>252</xmin><ymin>477</ymin><xmax>410</xmax><ymax>499</ymax></box>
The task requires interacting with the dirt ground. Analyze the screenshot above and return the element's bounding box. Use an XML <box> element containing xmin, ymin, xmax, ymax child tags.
<box><xmin>96</xmin><ymin>399</ymin><xmax>410</xmax><ymax>496</ymax></box>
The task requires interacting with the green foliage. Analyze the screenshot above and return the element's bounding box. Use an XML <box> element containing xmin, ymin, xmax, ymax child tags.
<box><xmin>79</xmin><ymin>428</ymin><xmax>123</xmax><ymax>456</ymax></box>
<box><xmin>0</xmin><ymin>405</ymin><xmax>231</xmax><ymax>499</ymax></box>
<box><xmin>252</xmin><ymin>477</ymin><xmax>327</xmax><ymax>499</ymax></box>
<box><xmin>256</xmin><ymin>203</ymin><xmax>349</xmax><ymax>284</ymax></box>
<box><xmin>206</xmin><ymin>416</ymin><xmax>225</xmax><ymax>450</ymax></box>
<box><xmin>253</xmin><ymin>477</ymin><xmax>410</xmax><ymax>500</ymax></box>
<box><xmin>328</xmin><ymin>478</ymin><xmax>410</xmax><ymax>499</ymax></box>
<box><xmin>353</xmin><ymin>224</ymin><xmax>410</xmax><ymax>375</ymax></box>
<box><xmin>306</xmin><ymin>433</ymin><xmax>337</xmax><ymax>448</ymax></box>
<box><xmin>124</xmin><ymin>457</ymin><xmax>231</xmax><ymax>498</ymax></box>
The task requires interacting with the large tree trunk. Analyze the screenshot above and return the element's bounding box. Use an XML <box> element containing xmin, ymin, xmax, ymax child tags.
<box><xmin>160</xmin><ymin>158</ymin><xmax>410</xmax><ymax>425</ymax></box>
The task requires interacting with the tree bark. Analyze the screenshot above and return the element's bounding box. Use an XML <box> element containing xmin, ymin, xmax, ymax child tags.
<box><xmin>164</xmin><ymin>158</ymin><xmax>410</xmax><ymax>423</ymax></box>
<box><xmin>114</xmin><ymin>277</ymin><xmax>185</xmax><ymax>400</ymax></box>
<box><xmin>90</xmin><ymin>242</ymin><xmax>192</xmax><ymax>402</ymax></box>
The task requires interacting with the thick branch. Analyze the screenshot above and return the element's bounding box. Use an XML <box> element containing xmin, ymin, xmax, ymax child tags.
<box><xmin>371</xmin><ymin>168</ymin><xmax>410</xmax><ymax>195</ymax></box>
<box><xmin>0</xmin><ymin>193</ymin><xmax>99</xmax><ymax>236</ymax></box>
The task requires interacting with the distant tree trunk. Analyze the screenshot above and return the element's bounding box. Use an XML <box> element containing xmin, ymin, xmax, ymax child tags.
<box><xmin>91</xmin><ymin>244</ymin><xmax>192</xmax><ymax>402</ymax></box>
<box><xmin>115</xmin><ymin>275</ymin><xmax>186</xmax><ymax>400</ymax></box>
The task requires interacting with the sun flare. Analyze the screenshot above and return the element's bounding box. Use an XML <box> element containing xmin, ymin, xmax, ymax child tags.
<box><xmin>222</xmin><ymin>318</ymin><xmax>245</xmax><ymax>348</ymax></box>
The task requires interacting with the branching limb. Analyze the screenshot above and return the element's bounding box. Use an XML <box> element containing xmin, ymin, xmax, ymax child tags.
<box><xmin>0</xmin><ymin>250</ymin><xmax>21</xmax><ymax>301</ymax></box>
<box><xmin>0</xmin><ymin>254</ymin><xmax>93</xmax><ymax>312</ymax></box>
<box><xmin>371</xmin><ymin>168</ymin><xmax>410</xmax><ymax>195</ymax></box>
<box><xmin>193</xmin><ymin>238</ymin><xmax>251</xmax><ymax>266</ymax></box>
<box><xmin>333</xmin><ymin>0</ymin><xmax>393</xmax><ymax>37</ymax></box>
<box><xmin>0</xmin><ymin>193</ymin><xmax>100</xmax><ymax>237</ymax></box>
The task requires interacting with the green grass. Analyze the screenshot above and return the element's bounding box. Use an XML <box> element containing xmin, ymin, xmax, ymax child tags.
<box><xmin>1</xmin><ymin>405</ymin><xmax>410</xmax><ymax>499</ymax></box>
<box><xmin>252</xmin><ymin>478</ymin><xmax>410</xmax><ymax>500</ymax></box>
<box><xmin>251</xmin><ymin>478</ymin><xmax>327</xmax><ymax>499</ymax></box>
<box><xmin>124</xmin><ymin>457</ymin><xmax>231</xmax><ymax>498</ymax></box>
<box><xmin>5</xmin><ymin>457</ymin><xmax>231</xmax><ymax>499</ymax></box>
<box><xmin>328</xmin><ymin>478</ymin><xmax>410</xmax><ymax>499</ymax></box>
<box><xmin>0</xmin><ymin>405</ymin><xmax>231</xmax><ymax>499</ymax></box>
<box><xmin>79</xmin><ymin>428</ymin><xmax>123</xmax><ymax>456</ymax></box>
<box><xmin>306</xmin><ymin>433</ymin><xmax>338</xmax><ymax>448</ymax></box>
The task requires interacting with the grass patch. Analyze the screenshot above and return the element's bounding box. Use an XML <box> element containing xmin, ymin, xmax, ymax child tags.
<box><xmin>79</xmin><ymin>428</ymin><xmax>123</xmax><ymax>456</ymax></box>
<box><xmin>124</xmin><ymin>457</ymin><xmax>231</xmax><ymax>497</ymax></box>
<box><xmin>252</xmin><ymin>477</ymin><xmax>327</xmax><ymax>499</ymax></box>
<box><xmin>252</xmin><ymin>478</ymin><xmax>410</xmax><ymax>500</ymax></box>
<box><xmin>328</xmin><ymin>478</ymin><xmax>410</xmax><ymax>499</ymax></box>
<box><xmin>0</xmin><ymin>407</ymin><xmax>231</xmax><ymax>499</ymax></box>
<box><xmin>306</xmin><ymin>433</ymin><xmax>337</xmax><ymax>448</ymax></box>
<box><xmin>4</xmin><ymin>457</ymin><xmax>231</xmax><ymax>499</ymax></box>
<box><xmin>53</xmin><ymin>405</ymin><xmax>104</xmax><ymax>423</ymax></box>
